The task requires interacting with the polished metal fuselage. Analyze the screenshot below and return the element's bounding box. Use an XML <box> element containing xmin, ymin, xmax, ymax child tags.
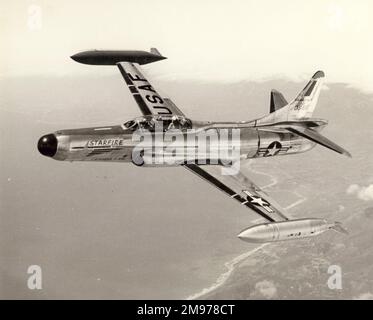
<box><xmin>51</xmin><ymin>119</ymin><xmax>324</xmax><ymax>166</ymax></box>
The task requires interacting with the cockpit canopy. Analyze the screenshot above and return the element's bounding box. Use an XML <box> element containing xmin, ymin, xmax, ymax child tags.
<box><xmin>123</xmin><ymin>115</ymin><xmax>192</xmax><ymax>132</ymax></box>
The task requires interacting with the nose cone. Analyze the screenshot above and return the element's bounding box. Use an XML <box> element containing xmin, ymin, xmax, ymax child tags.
<box><xmin>70</xmin><ymin>52</ymin><xmax>86</xmax><ymax>63</ymax></box>
<box><xmin>38</xmin><ymin>134</ymin><xmax>58</xmax><ymax>157</ymax></box>
<box><xmin>237</xmin><ymin>224</ymin><xmax>270</xmax><ymax>243</ymax></box>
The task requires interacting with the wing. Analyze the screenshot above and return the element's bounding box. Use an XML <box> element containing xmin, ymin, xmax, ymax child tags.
<box><xmin>117</xmin><ymin>62</ymin><xmax>184</xmax><ymax>117</ymax></box>
<box><xmin>184</xmin><ymin>164</ymin><xmax>289</xmax><ymax>222</ymax></box>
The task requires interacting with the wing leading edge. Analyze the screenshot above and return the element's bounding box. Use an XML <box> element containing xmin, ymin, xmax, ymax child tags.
<box><xmin>287</xmin><ymin>126</ymin><xmax>351</xmax><ymax>157</ymax></box>
<box><xmin>117</xmin><ymin>62</ymin><xmax>184</xmax><ymax>117</ymax></box>
<box><xmin>184</xmin><ymin>164</ymin><xmax>290</xmax><ymax>222</ymax></box>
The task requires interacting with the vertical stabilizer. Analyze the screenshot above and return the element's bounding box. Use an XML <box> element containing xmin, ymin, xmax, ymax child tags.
<box><xmin>150</xmin><ymin>48</ymin><xmax>162</xmax><ymax>56</ymax></box>
<box><xmin>257</xmin><ymin>71</ymin><xmax>325</xmax><ymax>124</ymax></box>
<box><xmin>288</xmin><ymin>70</ymin><xmax>325</xmax><ymax>120</ymax></box>
<box><xmin>270</xmin><ymin>89</ymin><xmax>288</xmax><ymax>113</ymax></box>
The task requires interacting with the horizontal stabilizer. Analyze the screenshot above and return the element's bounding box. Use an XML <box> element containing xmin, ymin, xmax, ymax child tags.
<box><xmin>331</xmin><ymin>222</ymin><xmax>349</xmax><ymax>235</ymax></box>
<box><xmin>287</xmin><ymin>127</ymin><xmax>351</xmax><ymax>157</ymax></box>
<box><xmin>270</xmin><ymin>89</ymin><xmax>288</xmax><ymax>113</ymax></box>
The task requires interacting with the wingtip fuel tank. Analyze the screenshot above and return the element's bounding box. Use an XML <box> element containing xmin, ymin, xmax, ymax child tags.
<box><xmin>70</xmin><ymin>48</ymin><xmax>166</xmax><ymax>65</ymax></box>
<box><xmin>237</xmin><ymin>218</ymin><xmax>347</xmax><ymax>243</ymax></box>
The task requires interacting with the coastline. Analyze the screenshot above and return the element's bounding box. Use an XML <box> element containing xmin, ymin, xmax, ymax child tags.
<box><xmin>186</xmin><ymin>160</ymin><xmax>307</xmax><ymax>300</ymax></box>
<box><xmin>186</xmin><ymin>243</ymin><xmax>268</xmax><ymax>300</ymax></box>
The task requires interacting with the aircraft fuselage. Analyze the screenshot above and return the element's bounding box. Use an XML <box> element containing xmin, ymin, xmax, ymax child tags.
<box><xmin>38</xmin><ymin>119</ymin><xmax>317</xmax><ymax>166</ymax></box>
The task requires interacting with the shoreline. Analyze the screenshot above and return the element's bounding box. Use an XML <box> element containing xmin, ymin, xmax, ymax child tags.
<box><xmin>186</xmin><ymin>160</ymin><xmax>306</xmax><ymax>300</ymax></box>
<box><xmin>186</xmin><ymin>243</ymin><xmax>268</xmax><ymax>300</ymax></box>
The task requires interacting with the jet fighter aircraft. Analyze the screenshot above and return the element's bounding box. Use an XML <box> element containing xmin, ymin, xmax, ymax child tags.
<box><xmin>38</xmin><ymin>48</ymin><xmax>350</xmax><ymax>243</ymax></box>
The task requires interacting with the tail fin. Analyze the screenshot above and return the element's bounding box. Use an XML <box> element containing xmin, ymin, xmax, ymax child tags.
<box><xmin>270</xmin><ymin>89</ymin><xmax>288</xmax><ymax>113</ymax></box>
<box><xmin>258</xmin><ymin>71</ymin><xmax>325</xmax><ymax>123</ymax></box>
<box><xmin>288</xmin><ymin>70</ymin><xmax>325</xmax><ymax>120</ymax></box>
<box><xmin>150</xmin><ymin>47</ymin><xmax>162</xmax><ymax>56</ymax></box>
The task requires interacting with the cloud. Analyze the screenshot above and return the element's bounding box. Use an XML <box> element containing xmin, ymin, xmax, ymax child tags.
<box><xmin>255</xmin><ymin>280</ymin><xmax>277</xmax><ymax>299</ymax></box>
<box><xmin>347</xmin><ymin>184</ymin><xmax>373</xmax><ymax>201</ymax></box>
<box><xmin>353</xmin><ymin>292</ymin><xmax>373</xmax><ymax>300</ymax></box>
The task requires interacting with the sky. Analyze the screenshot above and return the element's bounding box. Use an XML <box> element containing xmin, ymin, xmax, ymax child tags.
<box><xmin>1</xmin><ymin>0</ymin><xmax>373</xmax><ymax>91</ymax></box>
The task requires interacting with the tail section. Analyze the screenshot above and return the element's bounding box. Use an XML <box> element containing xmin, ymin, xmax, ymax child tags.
<box><xmin>270</xmin><ymin>89</ymin><xmax>288</xmax><ymax>113</ymax></box>
<box><xmin>256</xmin><ymin>70</ymin><xmax>351</xmax><ymax>158</ymax></box>
<box><xmin>288</xmin><ymin>70</ymin><xmax>325</xmax><ymax>120</ymax></box>
<box><xmin>258</xmin><ymin>70</ymin><xmax>325</xmax><ymax>123</ymax></box>
<box><xmin>287</xmin><ymin>126</ymin><xmax>352</xmax><ymax>157</ymax></box>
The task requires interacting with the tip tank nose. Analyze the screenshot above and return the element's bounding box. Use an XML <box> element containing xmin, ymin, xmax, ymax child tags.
<box><xmin>237</xmin><ymin>224</ymin><xmax>271</xmax><ymax>243</ymax></box>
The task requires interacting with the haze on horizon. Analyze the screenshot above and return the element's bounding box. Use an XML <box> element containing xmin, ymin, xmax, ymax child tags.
<box><xmin>1</xmin><ymin>0</ymin><xmax>373</xmax><ymax>92</ymax></box>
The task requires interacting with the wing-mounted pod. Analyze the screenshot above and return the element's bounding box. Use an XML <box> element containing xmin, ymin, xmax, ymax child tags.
<box><xmin>238</xmin><ymin>218</ymin><xmax>348</xmax><ymax>243</ymax></box>
<box><xmin>71</xmin><ymin>48</ymin><xmax>166</xmax><ymax>65</ymax></box>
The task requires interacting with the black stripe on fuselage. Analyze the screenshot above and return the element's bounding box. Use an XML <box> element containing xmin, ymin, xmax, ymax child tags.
<box><xmin>184</xmin><ymin>164</ymin><xmax>274</xmax><ymax>222</ymax></box>
<box><xmin>89</xmin><ymin>147</ymin><xmax>123</xmax><ymax>151</ymax></box>
<box><xmin>88</xmin><ymin>148</ymin><xmax>123</xmax><ymax>155</ymax></box>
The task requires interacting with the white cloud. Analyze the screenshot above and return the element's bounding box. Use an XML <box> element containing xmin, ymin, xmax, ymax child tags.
<box><xmin>255</xmin><ymin>280</ymin><xmax>277</xmax><ymax>299</ymax></box>
<box><xmin>347</xmin><ymin>184</ymin><xmax>373</xmax><ymax>201</ymax></box>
